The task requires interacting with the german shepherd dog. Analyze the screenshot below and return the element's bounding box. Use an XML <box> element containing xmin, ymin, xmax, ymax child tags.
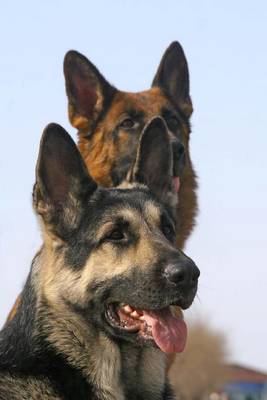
<box><xmin>0</xmin><ymin>119</ymin><xmax>199</xmax><ymax>399</ymax></box>
<box><xmin>63</xmin><ymin>41</ymin><xmax>197</xmax><ymax>250</ymax></box>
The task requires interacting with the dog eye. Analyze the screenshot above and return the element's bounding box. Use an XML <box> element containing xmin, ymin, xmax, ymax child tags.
<box><xmin>119</xmin><ymin>118</ymin><xmax>135</xmax><ymax>129</ymax></box>
<box><xmin>167</xmin><ymin>115</ymin><xmax>179</xmax><ymax>129</ymax></box>
<box><xmin>106</xmin><ymin>229</ymin><xmax>125</xmax><ymax>241</ymax></box>
<box><xmin>162</xmin><ymin>224</ymin><xmax>175</xmax><ymax>241</ymax></box>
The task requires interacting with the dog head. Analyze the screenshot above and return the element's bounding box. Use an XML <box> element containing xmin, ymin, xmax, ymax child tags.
<box><xmin>34</xmin><ymin>120</ymin><xmax>199</xmax><ymax>354</ymax></box>
<box><xmin>63</xmin><ymin>41</ymin><xmax>198</xmax><ymax>249</ymax></box>
<box><xmin>64</xmin><ymin>41</ymin><xmax>192</xmax><ymax>190</ymax></box>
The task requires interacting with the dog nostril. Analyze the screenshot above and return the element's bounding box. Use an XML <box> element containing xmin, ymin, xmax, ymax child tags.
<box><xmin>177</xmin><ymin>143</ymin><xmax>185</xmax><ymax>157</ymax></box>
<box><xmin>164</xmin><ymin>264</ymin><xmax>187</xmax><ymax>285</ymax></box>
<box><xmin>165</xmin><ymin>261</ymin><xmax>200</xmax><ymax>286</ymax></box>
<box><xmin>174</xmin><ymin>271</ymin><xmax>186</xmax><ymax>283</ymax></box>
<box><xmin>172</xmin><ymin>141</ymin><xmax>185</xmax><ymax>160</ymax></box>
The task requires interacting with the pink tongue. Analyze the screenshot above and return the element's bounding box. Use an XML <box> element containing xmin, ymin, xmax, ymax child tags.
<box><xmin>173</xmin><ymin>177</ymin><xmax>180</xmax><ymax>193</ymax></box>
<box><xmin>143</xmin><ymin>308</ymin><xmax>187</xmax><ymax>353</ymax></box>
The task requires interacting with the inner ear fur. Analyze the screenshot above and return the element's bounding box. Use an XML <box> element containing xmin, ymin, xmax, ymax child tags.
<box><xmin>64</xmin><ymin>50</ymin><xmax>116</xmax><ymax>134</ymax></box>
<box><xmin>152</xmin><ymin>41</ymin><xmax>193</xmax><ymax>117</ymax></box>
<box><xmin>34</xmin><ymin>123</ymin><xmax>97</xmax><ymax>236</ymax></box>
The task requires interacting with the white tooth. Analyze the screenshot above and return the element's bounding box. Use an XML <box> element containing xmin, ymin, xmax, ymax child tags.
<box><xmin>131</xmin><ymin>311</ymin><xmax>139</xmax><ymax>318</ymax></box>
<box><xmin>123</xmin><ymin>305</ymin><xmax>133</xmax><ymax>314</ymax></box>
<box><xmin>139</xmin><ymin>315</ymin><xmax>145</xmax><ymax>321</ymax></box>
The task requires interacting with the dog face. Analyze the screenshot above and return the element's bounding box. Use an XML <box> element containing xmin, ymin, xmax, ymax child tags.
<box><xmin>64</xmin><ymin>42</ymin><xmax>197</xmax><ymax>248</ymax></box>
<box><xmin>35</xmin><ymin>120</ymin><xmax>199</xmax><ymax>354</ymax></box>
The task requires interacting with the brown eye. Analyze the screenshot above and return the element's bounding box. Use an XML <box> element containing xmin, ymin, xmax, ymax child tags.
<box><xmin>167</xmin><ymin>115</ymin><xmax>179</xmax><ymax>129</ymax></box>
<box><xmin>162</xmin><ymin>224</ymin><xmax>175</xmax><ymax>241</ymax></box>
<box><xmin>119</xmin><ymin>118</ymin><xmax>135</xmax><ymax>129</ymax></box>
<box><xmin>106</xmin><ymin>229</ymin><xmax>125</xmax><ymax>241</ymax></box>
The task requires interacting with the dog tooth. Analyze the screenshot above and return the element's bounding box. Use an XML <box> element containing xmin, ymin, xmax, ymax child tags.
<box><xmin>139</xmin><ymin>315</ymin><xmax>145</xmax><ymax>321</ymax></box>
<box><xmin>131</xmin><ymin>311</ymin><xmax>139</xmax><ymax>318</ymax></box>
<box><xmin>123</xmin><ymin>305</ymin><xmax>133</xmax><ymax>314</ymax></box>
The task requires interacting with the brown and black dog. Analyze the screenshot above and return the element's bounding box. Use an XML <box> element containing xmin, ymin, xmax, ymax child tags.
<box><xmin>63</xmin><ymin>41</ymin><xmax>197</xmax><ymax>250</ymax></box>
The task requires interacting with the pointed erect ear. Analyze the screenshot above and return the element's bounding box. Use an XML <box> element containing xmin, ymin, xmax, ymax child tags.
<box><xmin>34</xmin><ymin>123</ymin><xmax>97</xmax><ymax>237</ymax></box>
<box><xmin>64</xmin><ymin>50</ymin><xmax>116</xmax><ymax>134</ymax></box>
<box><xmin>152</xmin><ymin>41</ymin><xmax>193</xmax><ymax>117</ymax></box>
<box><xmin>129</xmin><ymin>117</ymin><xmax>173</xmax><ymax>203</ymax></box>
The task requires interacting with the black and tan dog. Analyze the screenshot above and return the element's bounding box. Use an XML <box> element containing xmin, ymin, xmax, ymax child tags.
<box><xmin>0</xmin><ymin>119</ymin><xmax>199</xmax><ymax>399</ymax></box>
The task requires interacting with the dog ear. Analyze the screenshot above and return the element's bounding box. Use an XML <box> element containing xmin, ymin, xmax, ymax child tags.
<box><xmin>152</xmin><ymin>41</ymin><xmax>193</xmax><ymax>117</ymax></box>
<box><xmin>129</xmin><ymin>117</ymin><xmax>173</xmax><ymax>203</ymax></box>
<box><xmin>64</xmin><ymin>50</ymin><xmax>116</xmax><ymax>134</ymax></box>
<box><xmin>34</xmin><ymin>123</ymin><xmax>97</xmax><ymax>238</ymax></box>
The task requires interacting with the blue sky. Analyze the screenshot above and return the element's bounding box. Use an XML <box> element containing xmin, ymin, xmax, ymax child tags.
<box><xmin>0</xmin><ymin>0</ymin><xmax>267</xmax><ymax>371</ymax></box>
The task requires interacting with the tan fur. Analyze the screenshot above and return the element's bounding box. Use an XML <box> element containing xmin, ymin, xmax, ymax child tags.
<box><xmin>6</xmin><ymin>296</ymin><xmax>21</xmax><ymax>322</ymax></box>
<box><xmin>0</xmin><ymin>374</ymin><xmax>61</xmax><ymax>400</ymax></box>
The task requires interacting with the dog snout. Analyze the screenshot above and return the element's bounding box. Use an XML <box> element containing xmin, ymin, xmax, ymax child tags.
<box><xmin>172</xmin><ymin>140</ymin><xmax>185</xmax><ymax>158</ymax></box>
<box><xmin>164</xmin><ymin>256</ymin><xmax>200</xmax><ymax>289</ymax></box>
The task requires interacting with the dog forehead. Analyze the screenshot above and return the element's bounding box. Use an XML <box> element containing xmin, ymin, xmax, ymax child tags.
<box><xmin>91</xmin><ymin>190</ymin><xmax>162</xmax><ymax>230</ymax></box>
<box><xmin>119</xmin><ymin>201</ymin><xmax>161</xmax><ymax>225</ymax></box>
<box><xmin>143</xmin><ymin>201</ymin><xmax>161</xmax><ymax>224</ymax></box>
<box><xmin>107</xmin><ymin>87</ymin><xmax>170</xmax><ymax>119</ymax></box>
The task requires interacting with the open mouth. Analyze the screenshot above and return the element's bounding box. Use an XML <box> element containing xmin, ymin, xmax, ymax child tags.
<box><xmin>106</xmin><ymin>303</ymin><xmax>187</xmax><ymax>353</ymax></box>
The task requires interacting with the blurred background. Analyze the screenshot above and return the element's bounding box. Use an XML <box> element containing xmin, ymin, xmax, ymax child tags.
<box><xmin>1</xmin><ymin>0</ymin><xmax>267</xmax><ymax>397</ymax></box>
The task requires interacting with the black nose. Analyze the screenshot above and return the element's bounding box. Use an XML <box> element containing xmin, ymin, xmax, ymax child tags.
<box><xmin>172</xmin><ymin>140</ymin><xmax>185</xmax><ymax>159</ymax></box>
<box><xmin>171</xmin><ymin>139</ymin><xmax>185</xmax><ymax>159</ymax></box>
<box><xmin>164</xmin><ymin>256</ymin><xmax>200</xmax><ymax>288</ymax></box>
<box><xmin>171</xmin><ymin>139</ymin><xmax>185</xmax><ymax>175</ymax></box>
